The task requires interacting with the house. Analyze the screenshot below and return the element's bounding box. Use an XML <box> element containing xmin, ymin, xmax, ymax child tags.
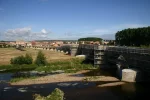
<box><xmin>16</xmin><ymin>40</ymin><xmax>26</xmax><ymax>47</ymax></box>
<box><xmin>26</xmin><ymin>42</ymin><xmax>32</xmax><ymax>47</ymax></box>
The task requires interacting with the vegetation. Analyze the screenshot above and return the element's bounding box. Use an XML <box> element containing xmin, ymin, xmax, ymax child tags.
<box><xmin>34</xmin><ymin>58</ymin><xmax>94</xmax><ymax>73</ymax></box>
<box><xmin>24</xmin><ymin>53</ymin><xmax>33</xmax><ymax>64</ymax></box>
<box><xmin>0</xmin><ymin>64</ymin><xmax>37</xmax><ymax>73</ymax></box>
<box><xmin>0</xmin><ymin>58</ymin><xmax>94</xmax><ymax>73</ymax></box>
<box><xmin>78</xmin><ymin>37</ymin><xmax>102</xmax><ymax>42</ymax></box>
<box><xmin>115</xmin><ymin>26</ymin><xmax>150</xmax><ymax>46</ymax></box>
<box><xmin>35</xmin><ymin>51</ymin><xmax>47</xmax><ymax>66</ymax></box>
<box><xmin>0</xmin><ymin>44</ymin><xmax>11</xmax><ymax>48</ymax></box>
<box><xmin>34</xmin><ymin>88</ymin><xmax>64</xmax><ymax>100</ymax></box>
<box><xmin>107</xmin><ymin>40</ymin><xmax>115</xmax><ymax>45</ymax></box>
<box><xmin>10</xmin><ymin>53</ymin><xmax>33</xmax><ymax>65</ymax></box>
<box><xmin>5</xmin><ymin>58</ymin><xmax>94</xmax><ymax>83</ymax></box>
<box><xmin>0</xmin><ymin>48</ymin><xmax>71</xmax><ymax>65</ymax></box>
<box><xmin>10</xmin><ymin>76</ymin><xmax>38</xmax><ymax>83</ymax></box>
<box><xmin>0</xmin><ymin>41</ymin><xmax>11</xmax><ymax>48</ymax></box>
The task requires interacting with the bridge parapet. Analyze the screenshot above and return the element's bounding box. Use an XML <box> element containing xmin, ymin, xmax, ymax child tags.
<box><xmin>68</xmin><ymin>44</ymin><xmax>150</xmax><ymax>81</ymax></box>
<box><xmin>106</xmin><ymin>46</ymin><xmax>150</xmax><ymax>54</ymax></box>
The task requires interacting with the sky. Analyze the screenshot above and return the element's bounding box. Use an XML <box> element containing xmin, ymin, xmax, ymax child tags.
<box><xmin>0</xmin><ymin>0</ymin><xmax>150</xmax><ymax>41</ymax></box>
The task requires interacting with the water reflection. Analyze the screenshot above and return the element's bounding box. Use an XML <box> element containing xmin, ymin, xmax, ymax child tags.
<box><xmin>107</xmin><ymin>82</ymin><xmax>149</xmax><ymax>100</ymax></box>
<box><xmin>0</xmin><ymin>73</ymin><xmax>13</xmax><ymax>82</ymax></box>
<box><xmin>0</xmin><ymin>73</ymin><xmax>150</xmax><ymax>100</ymax></box>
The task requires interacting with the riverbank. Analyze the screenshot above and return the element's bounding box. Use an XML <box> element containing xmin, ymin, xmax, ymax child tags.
<box><xmin>10</xmin><ymin>70</ymin><xmax>122</xmax><ymax>86</ymax></box>
<box><xmin>1</xmin><ymin>69</ymin><xmax>148</xmax><ymax>100</ymax></box>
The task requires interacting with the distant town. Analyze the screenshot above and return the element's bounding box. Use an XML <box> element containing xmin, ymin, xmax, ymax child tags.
<box><xmin>0</xmin><ymin>39</ymin><xmax>115</xmax><ymax>48</ymax></box>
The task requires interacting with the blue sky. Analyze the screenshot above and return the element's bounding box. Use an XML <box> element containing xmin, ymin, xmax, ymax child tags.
<box><xmin>0</xmin><ymin>0</ymin><xmax>150</xmax><ymax>40</ymax></box>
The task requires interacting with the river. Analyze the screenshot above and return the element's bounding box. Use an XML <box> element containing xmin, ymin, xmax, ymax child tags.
<box><xmin>0</xmin><ymin>73</ymin><xmax>149</xmax><ymax>100</ymax></box>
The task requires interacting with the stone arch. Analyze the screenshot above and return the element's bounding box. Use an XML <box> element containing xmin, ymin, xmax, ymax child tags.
<box><xmin>117</xmin><ymin>54</ymin><xmax>129</xmax><ymax>69</ymax></box>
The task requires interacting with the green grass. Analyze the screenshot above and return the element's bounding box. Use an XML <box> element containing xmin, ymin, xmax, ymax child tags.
<box><xmin>6</xmin><ymin>58</ymin><xmax>95</xmax><ymax>83</ymax></box>
<box><xmin>34</xmin><ymin>58</ymin><xmax>94</xmax><ymax>73</ymax></box>
<box><xmin>34</xmin><ymin>88</ymin><xmax>64</xmax><ymax>100</ymax></box>
<box><xmin>0</xmin><ymin>64</ymin><xmax>38</xmax><ymax>73</ymax></box>
<box><xmin>10</xmin><ymin>76</ymin><xmax>38</xmax><ymax>83</ymax></box>
<box><xmin>82</xmin><ymin>76</ymin><xmax>99</xmax><ymax>82</ymax></box>
<box><xmin>0</xmin><ymin>58</ymin><xmax>94</xmax><ymax>73</ymax></box>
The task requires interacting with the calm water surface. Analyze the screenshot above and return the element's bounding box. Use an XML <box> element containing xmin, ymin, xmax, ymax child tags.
<box><xmin>0</xmin><ymin>73</ymin><xmax>149</xmax><ymax>100</ymax></box>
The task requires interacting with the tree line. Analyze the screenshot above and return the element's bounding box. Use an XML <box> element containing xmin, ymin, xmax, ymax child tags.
<box><xmin>115</xmin><ymin>26</ymin><xmax>150</xmax><ymax>46</ymax></box>
<box><xmin>78</xmin><ymin>37</ymin><xmax>102</xmax><ymax>42</ymax></box>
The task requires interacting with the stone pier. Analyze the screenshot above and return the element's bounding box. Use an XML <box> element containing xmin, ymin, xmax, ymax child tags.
<box><xmin>122</xmin><ymin>69</ymin><xmax>142</xmax><ymax>82</ymax></box>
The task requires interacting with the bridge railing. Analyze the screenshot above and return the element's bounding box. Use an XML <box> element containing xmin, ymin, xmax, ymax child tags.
<box><xmin>78</xmin><ymin>44</ymin><xmax>98</xmax><ymax>49</ymax></box>
<box><xmin>106</xmin><ymin>46</ymin><xmax>150</xmax><ymax>55</ymax></box>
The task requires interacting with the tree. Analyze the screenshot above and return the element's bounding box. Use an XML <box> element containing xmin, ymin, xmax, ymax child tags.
<box><xmin>35</xmin><ymin>51</ymin><xmax>47</xmax><ymax>66</ymax></box>
<box><xmin>115</xmin><ymin>26</ymin><xmax>150</xmax><ymax>46</ymax></box>
<box><xmin>25</xmin><ymin>53</ymin><xmax>33</xmax><ymax>64</ymax></box>
<box><xmin>78</xmin><ymin>37</ymin><xmax>102</xmax><ymax>43</ymax></box>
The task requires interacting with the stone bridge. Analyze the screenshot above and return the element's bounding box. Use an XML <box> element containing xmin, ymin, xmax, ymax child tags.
<box><xmin>71</xmin><ymin>44</ymin><xmax>150</xmax><ymax>82</ymax></box>
<box><xmin>27</xmin><ymin>44</ymin><xmax>150</xmax><ymax>82</ymax></box>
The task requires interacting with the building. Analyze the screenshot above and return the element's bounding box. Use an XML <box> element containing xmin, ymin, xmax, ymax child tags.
<box><xmin>16</xmin><ymin>40</ymin><xmax>26</xmax><ymax>47</ymax></box>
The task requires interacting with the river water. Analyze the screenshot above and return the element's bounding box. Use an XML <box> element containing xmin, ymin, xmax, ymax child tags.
<box><xmin>0</xmin><ymin>73</ymin><xmax>149</xmax><ymax>100</ymax></box>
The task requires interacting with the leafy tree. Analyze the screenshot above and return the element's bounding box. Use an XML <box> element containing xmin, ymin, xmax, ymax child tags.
<box><xmin>25</xmin><ymin>53</ymin><xmax>33</xmax><ymax>64</ymax></box>
<box><xmin>35</xmin><ymin>51</ymin><xmax>47</xmax><ymax>66</ymax></box>
<box><xmin>115</xmin><ymin>26</ymin><xmax>150</xmax><ymax>46</ymax></box>
<box><xmin>78</xmin><ymin>37</ymin><xmax>102</xmax><ymax>44</ymax></box>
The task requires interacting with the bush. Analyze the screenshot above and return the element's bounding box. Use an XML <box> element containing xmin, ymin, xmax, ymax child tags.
<box><xmin>34</xmin><ymin>88</ymin><xmax>64</xmax><ymax>100</ymax></box>
<box><xmin>35</xmin><ymin>51</ymin><xmax>47</xmax><ymax>66</ymax></box>
<box><xmin>10</xmin><ymin>53</ymin><xmax>33</xmax><ymax>65</ymax></box>
<box><xmin>24</xmin><ymin>53</ymin><xmax>33</xmax><ymax>64</ymax></box>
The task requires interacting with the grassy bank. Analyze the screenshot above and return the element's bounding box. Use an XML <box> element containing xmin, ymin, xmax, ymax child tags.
<box><xmin>10</xmin><ymin>76</ymin><xmax>38</xmax><ymax>83</ymax></box>
<box><xmin>0</xmin><ymin>58</ymin><xmax>94</xmax><ymax>73</ymax></box>
<box><xmin>0</xmin><ymin>58</ymin><xmax>95</xmax><ymax>82</ymax></box>
<box><xmin>34</xmin><ymin>58</ymin><xmax>94</xmax><ymax>73</ymax></box>
<box><xmin>0</xmin><ymin>64</ymin><xmax>38</xmax><ymax>73</ymax></box>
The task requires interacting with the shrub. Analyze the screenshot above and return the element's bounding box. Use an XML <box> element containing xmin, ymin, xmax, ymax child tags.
<box><xmin>10</xmin><ymin>53</ymin><xmax>33</xmax><ymax>65</ymax></box>
<box><xmin>24</xmin><ymin>53</ymin><xmax>33</xmax><ymax>64</ymax></box>
<box><xmin>10</xmin><ymin>55</ymin><xmax>25</xmax><ymax>65</ymax></box>
<box><xmin>35</xmin><ymin>51</ymin><xmax>47</xmax><ymax>66</ymax></box>
<box><xmin>34</xmin><ymin>88</ymin><xmax>64</xmax><ymax>100</ymax></box>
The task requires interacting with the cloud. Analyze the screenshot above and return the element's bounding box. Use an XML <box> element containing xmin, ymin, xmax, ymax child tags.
<box><xmin>90</xmin><ymin>24</ymin><xmax>149</xmax><ymax>40</ymax></box>
<box><xmin>2</xmin><ymin>24</ymin><xmax>149</xmax><ymax>41</ymax></box>
<box><xmin>41</xmin><ymin>29</ymin><xmax>47</xmax><ymax>34</ymax></box>
<box><xmin>4</xmin><ymin>27</ymin><xmax>51</xmax><ymax>40</ymax></box>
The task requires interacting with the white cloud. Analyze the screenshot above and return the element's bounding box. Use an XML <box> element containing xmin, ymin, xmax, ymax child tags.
<box><xmin>5</xmin><ymin>27</ymin><xmax>31</xmax><ymax>37</ymax></box>
<box><xmin>41</xmin><ymin>29</ymin><xmax>47</xmax><ymax>34</ymax></box>
<box><xmin>2</xmin><ymin>24</ymin><xmax>149</xmax><ymax>40</ymax></box>
<box><xmin>91</xmin><ymin>24</ymin><xmax>149</xmax><ymax>39</ymax></box>
<box><xmin>4</xmin><ymin>27</ymin><xmax>51</xmax><ymax>40</ymax></box>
